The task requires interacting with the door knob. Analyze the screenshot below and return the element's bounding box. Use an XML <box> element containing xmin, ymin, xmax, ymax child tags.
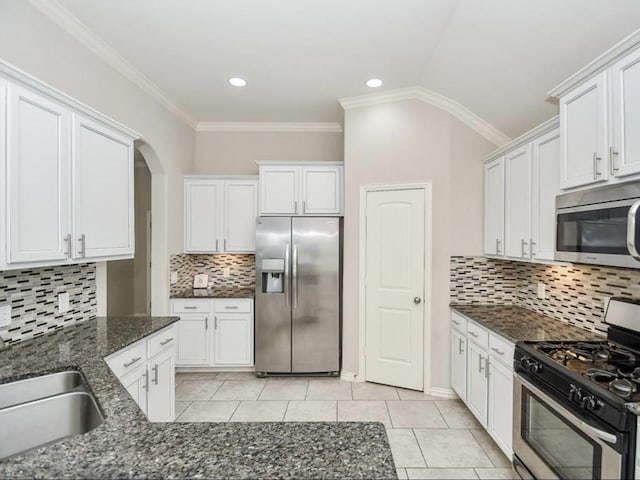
<box><xmin>414</xmin><ymin>297</ymin><xmax>422</xmax><ymax>304</ymax></box>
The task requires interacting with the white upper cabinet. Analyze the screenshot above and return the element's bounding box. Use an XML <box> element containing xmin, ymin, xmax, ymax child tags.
<box><xmin>258</xmin><ymin>161</ymin><xmax>344</xmax><ymax>216</ymax></box>
<box><xmin>0</xmin><ymin>65</ymin><xmax>139</xmax><ymax>269</ymax></box>
<box><xmin>504</xmin><ymin>145</ymin><xmax>532</xmax><ymax>259</ymax></box>
<box><xmin>184</xmin><ymin>180</ymin><xmax>222</xmax><ymax>253</ymax></box>
<box><xmin>224</xmin><ymin>180</ymin><xmax>258</xmax><ymax>252</ymax></box>
<box><xmin>300</xmin><ymin>166</ymin><xmax>342</xmax><ymax>215</ymax></box>
<box><xmin>611</xmin><ymin>48</ymin><xmax>640</xmax><ymax>178</ymax></box>
<box><xmin>484</xmin><ymin>157</ymin><xmax>505</xmax><ymax>256</ymax></box>
<box><xmin>73</xmin><ymin>115</ymin><xmax>134</xmax><ymax>259</ymax></box>
<box><xmin>6</xmin><ymin>84</ymin><xmax>71</xmax><ymax>263</ymax></box>
<box><xmin>183</xmin><ymin>176</ymin><xmax>257</xmax><ymax>254</ymax></box>
<box><xmin>531</xmin><ymin>129</ymin><xmax>561</xmax><ymax>262</ymax></box>
<box><xmin>559</xmin><ymin>73</ymin><xmax>608</xmax><ymax>189</ymax></box>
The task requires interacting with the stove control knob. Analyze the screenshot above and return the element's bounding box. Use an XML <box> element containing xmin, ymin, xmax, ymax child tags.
<box><xmin>529</xmin><ymin>361</ymin><xmax>542</xmax><ymax>374</ymax></box>
<box><xmin>569</xmin><ymin>384</ymin><xmax>581</xmax><ymax>402</ymax></box>
<box><xmin>584</xmin><ymin>396</ymin><xmax>599</xmax><ymax>411</ymax></box>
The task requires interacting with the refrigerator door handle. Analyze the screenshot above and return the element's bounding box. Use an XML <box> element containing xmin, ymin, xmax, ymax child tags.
<box><xmin>284</xmin><ymin>243</ymin><xmax>291</xmax><ymax>307</ymax></box>
<box><xmin>292</xmin><ymin>244</ymin><xmax>298</xmax><ymax>309</ymax></box>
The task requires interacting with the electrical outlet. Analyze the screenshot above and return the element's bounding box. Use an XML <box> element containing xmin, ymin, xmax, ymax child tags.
<box><xmin>0</xmin><ymin>304</ymin><xmax>11</xmax><ymax>328</ymax></box>
<box><xmin>170</xmin><ymin>271</ymin><xmax>178</xmax><ymax>285</ymax></box>
<box><xmin>58</xmin><ymin>292</ymin><xmax>70</xmax><ymax>313</ymax></box>
<box><xmin>222</xmin><ymin>267</ymin><xmax>231</xmax><ymax>278</ymax></box>
<box><xmin>537</xmin><ymin>282</ymin><xmax>546</xmax><ymax>300</ymax></box>
<box><xmin>603</xmin><ymin>296</ymin><xmax>612</xmax><ymax>312</ymax></box>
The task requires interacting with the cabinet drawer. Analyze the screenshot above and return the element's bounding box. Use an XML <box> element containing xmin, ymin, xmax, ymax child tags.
<box><xmin>489</xmin><ymin>333</ymin><xmax>515</xmax><ymax>367</ymax></box>
<box><xmin>106</xmin><ymin>340</ymin><xmax>147</xmax><ymax>379</ymax></box>
<box><xmin>466</xmin><ymin>321</ymin><xmax>489</xmax><ymax>349</ymax></box>
<box><xmin>214</xmin><ymin>299</ymin><xmax>252</xmax><ymax>313</ymax></box>
<box><xmin>147</xmin><ymin>324</ymin><xmax>178</xmax><ymax>359</ymax></box>
<box><xmin>172</xmin><ymin>299</ymin><xmax>211</xmax><ymax>313</ymax></box>
<box><xmin>451</xmin><ymin>311</ymin><xmax>467</xmax><ymax>332</ymax></box>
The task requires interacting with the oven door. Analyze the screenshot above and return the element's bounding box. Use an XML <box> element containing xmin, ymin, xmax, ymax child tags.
<box><xmin>514</xmin><ymin>374</ymin><xmax>623</xmax><ymax>480</ymax></box>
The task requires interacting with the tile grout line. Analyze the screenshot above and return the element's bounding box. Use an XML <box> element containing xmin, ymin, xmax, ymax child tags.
<box><xmin>411</xmin><ymin>428</ymin><xmax>429</xmax><ymax>469</ymax></box>
<box><xmin>432</xmin><ymin>400</ymin><xmax>452</xmax><ymax>428</ymax></box>
<box><xmin>207</xmin><ymin>379</ymin><xmax>225</xmax><ymax>400</ymax></box>
<box><xmin>227</xmin><ymin>400</ymin><xmax>243</xmax><ymax>422</ymax></box>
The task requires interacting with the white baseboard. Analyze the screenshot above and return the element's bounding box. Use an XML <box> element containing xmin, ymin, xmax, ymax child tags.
<box><xmin>429</xmin><ymin>387</ymin><xmax>459</xmax><ymax>399</ymax></box>
<box><xmin>340</xmin><ymin>371</ymin><xmax>363</xmax><ymax>382</ymax></box>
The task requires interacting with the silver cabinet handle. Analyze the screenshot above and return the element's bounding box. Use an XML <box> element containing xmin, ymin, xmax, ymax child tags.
<box><xmin>302</xmin><ymin>200</ymin><xmax>306</xmax><ymax>214</ymax></box>
<box><xmin>478</xmin><ymin>354</ymin><xmax>484</xmax><ymax>373</ymax></box>
<box><xmin>214</xmin><ymin>316</ymin><xmax>218</xmax><ymax>329</ymax></box>
<box><xmin>284</xmin><ymin>243</ymin><xmax>290</xmax><ymax>306</ymax></box>
<box><xmin>610</xmin><ymin>146</ymin><xmax>619</xmax><ymax>175</ymax></box>
<box><xmin>183</xmin><ymin>306</ymin><xmax>197</xmax><ymax>310</ymax></box>
<box><xmin>64</xmin><ymin>234</ymin><xmax>72</xmax><ymax>258</ymax></box>
<box><xmin>469</xmin><ymin>331</ymin><xmax>478</xmax><ymax>338</ymax></box>
<box><xmin>152</xmin><ymin>364</ymin><xmax>159</xmax><ymax>385</ymax></box>
<box><xmin>521</xmin><ymin>239</ymin><xmax>528</xmax><ymax>258</ymax></box>
<box><xmin>225</xmin><ymin>306</ymin><xmax>238</xmax><ymax>310</ymax></box>
<box><xmin>593</xmin><ymin>152</ymin><xmax>602</xmax><ymax>179</ymax></box>
<box><xmin>160</xmin><ymin>337</ymin><xmax>174</xmax><ymax>346</ymax></box>
<box><xmin>458</xmin><ymin>338</ymin><xmax>464</xmax><ymax>354</ymax></box>
<box><xmin>142</xmin><ymin>371</ymin><xmax>148</xmax><ymax>390</ymax></box>
<box><xmin>452</xmin><ymin>319</ymin><xmax>460</xmax><ymax>326</ymax></box>
<box><xmin>485</xmin><ymin>357</ymin><xmax>490</xmax><ymax>378</ymax></box>
<box><xmin>124</xmin><ymin>356</ymin><xmax>142</xmax><ymax>368</ymax></box>
<box><xmin>215</xmin><ymin>239</ymin><xmax>219</xmax><ymax>251</ymax></box>
<box><xmin>292</xmin><ymin>245</ymin><xmax>298</xmax><ymax>309</ymax></box>
<box><xmin>414</xmin><ymin>297</ymin><xmax>421</xmax><ymax>304</ymax></box>
<box><xmin>530</xmin><ymin>239</ymin><xmax>536</xmax><ymax>257</ymax></box>
<box><xmin>294</xmin><ymin>201</ymin><xmax>298</xmax><ymax>214</ymax></box>
<box><xmin>491</xmin><ymin>347</ymin><xmax>505</xmax><ymax>356</ymax></box>
<box><xmin>224</xmin><ymin>239</ymin><xmax>227</xmax><ymax>251</ymax></box>
<box><xmin>495</xmin><ymin>238</ymin><xmax>502</xmax><ymax>255</ymax></box>
<box><xmin>78</xmin><ymin>234</ymin><xmax>86</xmax><ymax>258</ymax></box>
<box><xmin>627</xmin><ymin>200</ymin><xmax>640</xmax><ymax>260</ymax></box>
<box><xmin>205</xmin><ymin>317</ymin><xmax>208</xmax><ymax>330</ymax></box>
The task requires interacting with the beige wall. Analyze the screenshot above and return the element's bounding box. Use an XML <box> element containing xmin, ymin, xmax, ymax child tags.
<box><xmin>0</xmin><ymin>1</ymin><xmax>196</xmax><ymax>314</ymax></box>
<box><xmin>195</xmin><ymin>131</ymin><xmax>343</xmax><ymax>174</ymax></box>
<box><xmin>343</xmin><ymin>99</ymin><xmax>495</xmax><ymax>390</ymax></box>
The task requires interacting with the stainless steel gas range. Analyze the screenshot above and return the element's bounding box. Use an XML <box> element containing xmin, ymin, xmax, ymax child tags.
<box><xmin>513</xmin><ymin>298</ymin><xmax>640</xmax><ymax>479</ymax></box>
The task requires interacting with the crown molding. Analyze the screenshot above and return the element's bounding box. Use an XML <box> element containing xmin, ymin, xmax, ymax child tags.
<box><xmin>339</xmin><ymin>86</ymin><xmax>510</xmax><ymax>147</ymax></box>
<box><xmin>548</xmin><ymin>28</ymin><xmax>640</xmax><ymax>99</ymax></box>
<box><xmin>481</xmin><ymin>115</ymin><xmax>559</xmax><ymax>163</ymax></box>
<box><xmin>196</xmin><ymin>122</ymin><xmax>343</xmax><ymax>133</ymax></box>
<box><xmin>28</xmin><ymin>0</ymin><xmax>198</xmax><ymax>129</ymax></box>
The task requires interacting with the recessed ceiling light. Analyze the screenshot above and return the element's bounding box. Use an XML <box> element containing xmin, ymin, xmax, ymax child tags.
<box><xmin>365</xmin><ymin>78</ymin><xmax>383</xmax><ymax>88</ymax></box>
<box><xmin>228</xmin><ymin>77</ymin><xmax>247</xmax><ymax>87</ymax></box>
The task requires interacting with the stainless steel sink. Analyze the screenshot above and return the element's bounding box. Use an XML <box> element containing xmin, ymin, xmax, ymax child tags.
<box><xmin>0</xmin><ymin>371</ymin><xmax>85</xmax><ymax>409</ymax></box>
<box><xmin>0</xmin><ymin>391</ymin><xmax>104</xmax><ymax>460</ymax></box>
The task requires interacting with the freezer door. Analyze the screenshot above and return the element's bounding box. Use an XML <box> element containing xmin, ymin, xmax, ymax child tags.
<box><xmin>255</xmin><ymin>217</ymin><xmax>292</xmax><ymax>373</ymax></box>
<box><xmin>291</xmin><ymin>217</ymin><xmax>340</xmax><ymax>372</ymax></box>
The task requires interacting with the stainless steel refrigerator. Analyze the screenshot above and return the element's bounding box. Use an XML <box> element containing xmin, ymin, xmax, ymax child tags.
<box><xmin>255</xmin><ymin>217</ymin><xmax>341</xmax><ymax>375</ymax></box>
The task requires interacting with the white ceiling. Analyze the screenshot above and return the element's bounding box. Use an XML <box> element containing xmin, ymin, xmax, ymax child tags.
<box><xmin>49</xmin><ymin>0</ymin><xmax>640</xmax><ymax>137</ymax></box>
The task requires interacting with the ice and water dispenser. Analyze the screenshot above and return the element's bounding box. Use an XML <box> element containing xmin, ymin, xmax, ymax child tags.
<box><xmin>261</xmin><ymin>258</ymin><xmax>285</xmax><ymax>294</ymax></box>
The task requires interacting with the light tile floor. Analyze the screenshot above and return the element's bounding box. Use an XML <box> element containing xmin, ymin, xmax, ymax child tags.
<box><xmin>175</xmin><ymin>373</ymin><xmax>516</xmax><ymax>479</ymax></box>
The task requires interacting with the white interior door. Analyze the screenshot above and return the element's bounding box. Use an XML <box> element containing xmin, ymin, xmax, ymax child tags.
<box><xmin>365</xmin><ymin>188</ymin><xmax>425</xmax><ymax>390</ymax></box>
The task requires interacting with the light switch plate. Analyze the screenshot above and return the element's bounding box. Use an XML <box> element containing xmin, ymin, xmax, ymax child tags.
<box><xmin>536</xmin><ymin>282</ymin><xmax>546</xmax><ymax>300</ymax></box>
<box><xmin>58</xmin><ymin>292</ymin><xmax>70</xmax><ymax>313</ymax></box>
<box><xmin>0</xmin><ymin>304</ymin><xmax>11</xmax><ymax>328</ymax></box>
<box><xmin>170</xmin><ymin>271</ymin><xmax>178</xmax><ymax>285</ymax></box>
<box><xmin>222</xmin><ymin>267</ymin><xmax>231</xmax><ymax>278</ymax></box>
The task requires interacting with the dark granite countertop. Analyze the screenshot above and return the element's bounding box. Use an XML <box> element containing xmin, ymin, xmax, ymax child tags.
<box><xmin>170</xmin><ymin>286</ymin><xmax>255</xmax><ymax>298</ymax></box>
<box><xmin>0</xmin><ymin>317</ymin><xmax>394</xmax><ymax>479</ymax></box>
<box><xmin>451</xmin><ymin>304</ymin><xmax>605</xmax><ymax>343</ymax></box>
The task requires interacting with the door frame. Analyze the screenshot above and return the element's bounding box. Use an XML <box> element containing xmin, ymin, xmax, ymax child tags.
<box><xmin>358</xmin><ymin>182</ymin><xmax>433</xmax><ymax>392</ymax></box>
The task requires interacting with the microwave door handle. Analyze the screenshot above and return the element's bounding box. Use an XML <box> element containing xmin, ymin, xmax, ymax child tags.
<box><xmin>627</xmin><ymin>200</ymin><xmax>640</xmax><ymax>260</ymax></box>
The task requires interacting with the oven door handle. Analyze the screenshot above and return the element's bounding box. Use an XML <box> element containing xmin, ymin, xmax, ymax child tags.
<box><xmin>579</xmin><ymin>420</ymin><xmax>618</xmax><ymax>444</ymax></box>
<box><xmin>627</xmin><ymin>200</ymin><xmax>640</xmax><ymax>260</ymax></box>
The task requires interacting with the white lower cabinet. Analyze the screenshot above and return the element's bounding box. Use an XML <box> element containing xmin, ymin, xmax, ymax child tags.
<box><xmin>172</xmin><ymin>298</ymin><xmax>254</xmax><ymax>368</ymax></box>
<box><xmin>451</xmin><ymin>310</ymin><xmax>514</xmax><ymax>460</ymax></box>
<box><xmin>105</xmin><ymin>323</ymin><xmax>176</xmax><ymax>422</ymax></box>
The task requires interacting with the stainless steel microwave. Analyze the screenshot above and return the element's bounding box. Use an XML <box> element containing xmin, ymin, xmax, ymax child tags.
<box><xmin>555</xmin><ymin>181</ymin><xmax>640</xmax><ymax>268</ymax></box>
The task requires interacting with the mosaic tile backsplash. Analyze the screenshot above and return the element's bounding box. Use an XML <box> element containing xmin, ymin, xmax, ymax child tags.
<box><xmin>169</xmin><ymin>253</ymin><xmax>255</xmax><ymax>295</ymax></box>
<box><xmin>0</xmin><ymin>263</ymin><xmax>97</xmax><ymax>344</ymax></box>
<box><xmin>451</xmin><ymin>256</ymin><xmax>640</xmax><ymax>334</ymax></box>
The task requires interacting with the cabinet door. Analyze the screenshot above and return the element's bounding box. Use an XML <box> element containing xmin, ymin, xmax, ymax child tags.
<box><xmin>224</xmin><ymin>180</ymin><xmax>257</xmax><ymax>252</ymax></box>
<box><xmin>531</xmin><ymin>129</ymin><xmax>560</xmax><ymax>262</ymax></box>
<box><xmin>611</xmin><ymin>48</ymin><xmax>640</xmax><ymax>178</ymax></box>
<box><xmin>488</xmin><ymin>359</ymin><xmax>513</xmax><ymax>459</ymax></box>
<box><xmin>484</xmin><ymin>158</ymin><xmax>505</xmax><ymax>256</ymax></box>
<box><xmin>176</xmin><ymin>315</ymin><xmax>210</xmax><ymax>366</ymax></box>
<box><xmin>504</xmin><ymin>145</ymin><xmax>532</xmax><ymax>259</ymax></box>
<box><xmin>466</xmin><ymin>341</ymin><xmax>488</xmax><ymax>427</ymax></box>
<box><xmin>73</xmin><ymin>115</ymin><xmax>134</xmax><ymax>259</ymax></box>
<box><xmin>6</xmin><ymin>84</ymin><xmax>71</xmax><ymax>263</ymax></box>
<box><xmin>560</xmin><ymin>73</ymin><xmax>608</xmax><ymax>189</ymax></box>
<box><xmin>121</xmin><ymin>366</ymin><xmax>148</xmax><ymax>416</ymax></box>
<box><xmin>450</xmin><ymin>328</ymin><xmax>467</xmax><ymax>402</ymax></box>
<box><xmin>147</xmin><ymin>349</ymin><xmax>175</xmax><ymax>422</ymax></box>
<box><xmin>213</xmin><ymin>313</ymin><xmax>253</xmax><ymax>366</ymax></box>
<box><xmin>259</xmin><ymin>166</ymin><xmax>299</xmax><ymax>215</ymax></box>
<box><xmin>184</xmin><ymin>180</ymin><xmax>222</xmax><ymax>253</ymax></box>
<box><xmin>300</xmin><ymin>166</ymin><xmax>342</xmax><ymax>215</ymax></box>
